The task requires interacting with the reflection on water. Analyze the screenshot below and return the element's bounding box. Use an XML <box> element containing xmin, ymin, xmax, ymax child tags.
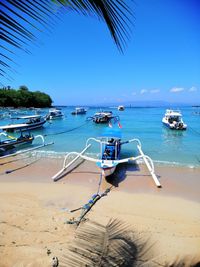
<box><xmin>162</xmin><ymin>127</ymin><xmax>185</xmax><ymax>148</ymax></box>
<box><xmin>162</xmin><ymin>127</ymin><xmax>185</xmax><ymax>138</ymax></box>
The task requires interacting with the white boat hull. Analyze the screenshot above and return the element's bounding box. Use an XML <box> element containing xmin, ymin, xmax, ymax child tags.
<box><xmin>162</xmin><ymin>118</ymin><xmax>187</xmax><ymax>130</ymax></box>
<box><xmin>102</xmin><ymin>166</ymin><xmax>116</xmax><ymax>177</ymax></box>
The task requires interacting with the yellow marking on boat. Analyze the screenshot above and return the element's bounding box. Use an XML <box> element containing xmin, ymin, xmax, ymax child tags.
<box><xmin>7</xmin><ymin>135</ymin><xmax>17</xmax><ymax>140</ymax></box>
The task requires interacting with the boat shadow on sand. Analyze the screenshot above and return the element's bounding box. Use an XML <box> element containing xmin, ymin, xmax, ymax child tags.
<box><xmin>106</xmin><ymin>162</ymin><xmax>146</xmax><ymax>187</ymax></box>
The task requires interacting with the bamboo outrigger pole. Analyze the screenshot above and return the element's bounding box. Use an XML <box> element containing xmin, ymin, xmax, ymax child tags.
<box><xmin>137</xmin><ymin>144</ymin><xmax>161</xmax><ymax>188</ymax></box>
<box><xmin>52</xmin><ymin>144</ymin><xmax>91</xmax><ymax>181</ymax></box>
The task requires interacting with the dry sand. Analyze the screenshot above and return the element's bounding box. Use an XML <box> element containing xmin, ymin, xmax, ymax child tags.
<box><xmin>0</xmin><ymin>156</ymin><xmax>200</xmax><ymax>266</ymax></box>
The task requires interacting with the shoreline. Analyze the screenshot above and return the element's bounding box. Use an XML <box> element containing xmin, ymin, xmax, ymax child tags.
<box><xmin>0</xmin><ymin>157</ymin><xmax>200</xmax><ymax>266</ymax></box>
<box><xmin>28</xmin><ymin>150</ymin><xmax>200</xmax><ymax>169</ymax></box>
<box><xmin>1</xmin><ymin>157</ymin><xmax>200</xmax><ymax>202</ymax></box>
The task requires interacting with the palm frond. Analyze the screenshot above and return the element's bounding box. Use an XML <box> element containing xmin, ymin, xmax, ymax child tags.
<box><xmin>58</xmin><ymin>0</ymin><xmax>133</xmax><ymax>51</ymax></box>
<box><xmin>60</xmin><ymin>218</ymin><xmax>147</xmax><ymax>267</ymax></box>
<box><xmin>1</xmin><ymin>0</ymin><xmax>133</xmax><ymax>83</ymax></box>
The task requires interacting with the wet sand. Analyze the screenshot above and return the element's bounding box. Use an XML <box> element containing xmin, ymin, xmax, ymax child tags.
<box><xmin>0</xmin><ymin>156</ymin><xmax>200</xmax><ymax>266</ymax></box>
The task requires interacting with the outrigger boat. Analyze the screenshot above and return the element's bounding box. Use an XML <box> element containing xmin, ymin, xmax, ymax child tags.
<box><xmin>0</xmin><ymin>131</ymin><xmax>34</xmax><ymax>155</ymax></box>
<box><xmin>52</xmin><ymin>129</ymin><xmax>161</xmax><ymax>188</ymax></box>
<box><xmin>0</xmin><ymin>115</ymin><xmax>46</xmax><ymax>132</ymax></box>
<box><xmin>162</xmin><ymin>109</ymin><xmax>187</xmax><ymax>130</ymax></box>
<box><xmin>0</xmin><ymin>131</ymin><xmax>53</xmax><ymax>159</ymax></box>
<box><xmin>88</xmin><ymin>111</ymin><xmax>119</xmax><ymax>124</ymax></box>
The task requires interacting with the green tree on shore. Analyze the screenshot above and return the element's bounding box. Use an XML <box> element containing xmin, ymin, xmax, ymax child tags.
<box><xmin>0</xmin><ymin>86</ymin><xmax>52</xmax><ymax>108</ymax></box>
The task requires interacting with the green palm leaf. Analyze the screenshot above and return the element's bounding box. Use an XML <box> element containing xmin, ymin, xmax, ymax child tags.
<box><xmin>1</xmin><ymin>0</ymin><xmax>133</xmax><ymax>82</ymax></box>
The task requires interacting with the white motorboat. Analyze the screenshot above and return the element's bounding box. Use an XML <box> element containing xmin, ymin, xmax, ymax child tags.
<box><xmin>118</xmin><ymin>105</ymin><xmax>125</xmax><ymax>111</ymax></box>
<box><xmin>46</xmin><ymin>108</ymin><xmax>64</xmax><ymax>120</ymax></box>
<box><xmin>71</xmin><ymin>107</ymin><xmax>87</xmax><ymax>115</ymax></box>
<box><xmin>0</xmin><ymin>115</ymin><xmax>46</xmax><ymax>132</ymax></box>
<box><xmin>162</xmin><ymin>109</ymin><xmax>187</xmax><ymax>130</ymax></box>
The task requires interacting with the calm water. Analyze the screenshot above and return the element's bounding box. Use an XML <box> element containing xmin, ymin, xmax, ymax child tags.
<box><xmin>0</xmin><ymin>106</ymin><xmax>200</xmax><ymax>168</ymax></box>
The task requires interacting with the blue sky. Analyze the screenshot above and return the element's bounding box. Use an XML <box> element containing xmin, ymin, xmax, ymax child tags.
<box><xmin>2</xmin><ymin>0</ymin><xmax>200</xmax><ymax>105</ymax></box>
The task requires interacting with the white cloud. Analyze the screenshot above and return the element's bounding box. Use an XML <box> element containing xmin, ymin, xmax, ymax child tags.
<box><xmin>150</xmin><ymin>89</ymin><xmax>160</xmax><ymax>94</ymax></box>
<box><xmin>189</xmin><ymin>86</ymin><xmax>197</xmax><ymax>92</ymax></box>
<box><xmin>140</xmin><ymin>89</ymin><xmax>148</xmax><ymax>94</ymax></box>
<box><xmin>170</xmin><ymin>87</ymin><xmax>184</xmax><ymax>93</ymax></box>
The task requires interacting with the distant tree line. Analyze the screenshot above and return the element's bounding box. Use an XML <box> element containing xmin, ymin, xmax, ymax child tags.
<box><xmin>0</xmin><ymin>86</ymin><xmax>52</xmax><ymax>108</ymax></box>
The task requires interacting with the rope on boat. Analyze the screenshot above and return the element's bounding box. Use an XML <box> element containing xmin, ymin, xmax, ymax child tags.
<box><xmin>64</xmin><ymin>173</ymin><xmax>113</xmax><ymax>226</ymax></box>
<box><xmin>97</xmin><ymin>172</ymin><xmax>103</xmax><ymax>195</ymax></box>
<box><xmin>65</xmin><ymin>187</ymin><xmax>112</xmax><ymax>226</ymax></box>
<box><xmin>43</xmin><ymin>121</ymin><xmax>89</xmax><ymax>137</ymax></box>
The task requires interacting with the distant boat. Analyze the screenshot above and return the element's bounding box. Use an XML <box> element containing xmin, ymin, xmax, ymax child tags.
<box><xmin>46</xmin><ymin>108</ymin><xmax>64</xmax><ymax>120</ymax></box>
<box><xmin>88</xmin><ymin>111</ymin><xmax>114</xmax><ymax>123</ymax></box>
<box><xmin>162</xmin><ymin>109</ymin><xmax>187</xmax><ymax>130</ymax></box>
<box><xmin>0</xmin><ymin>115</ymin><xmax>46</xmax><ymax>132</ymax></box>
<box><xmin>71</xmin><ymin>107</ymin><xmax>87</xmax><ymax>115</ymax></box>
<box><xmin>118</xmin><ymin>105</ymin><xmax>125</xmax><ymax>111</ymax></box>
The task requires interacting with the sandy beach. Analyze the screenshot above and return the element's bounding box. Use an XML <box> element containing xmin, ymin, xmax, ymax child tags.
<box><xmin>0</xmin><ymin>156</ymin><xmax>200</xmax><ymax>266</ymax></box>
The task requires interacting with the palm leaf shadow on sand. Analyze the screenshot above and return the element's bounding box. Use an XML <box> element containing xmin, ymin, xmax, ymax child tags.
<box><xmin>59</xmin><ymin>218</ymin><xmax>151</xmax><ymax>267</ymax></box>
<box><xmin>59</xmin><ymin>218</ymin><xmax>200</xmax><ymax>267</ymax></box>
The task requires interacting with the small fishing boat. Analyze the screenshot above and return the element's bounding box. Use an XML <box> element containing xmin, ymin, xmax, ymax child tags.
<box><xmin>162</xmin><ymin>109</ymin><xmax>187</xmax><ymax>130</ymax></box>
<box><xmin>71</xmin><ymin>107</ymin><xmax>87</xmax><ymax>115</ymax></box>
<box><xmin>0</xmin><ymin>131</ymin><xmax>53</xmax><ymax>158</ymax></box>
<box><xmin>88</xmin><ymin>111</ymin><xmax>118</xmax><ymax>124</ymax></box>
<box><xmin>0</xmin><ymin>131</ymin><xmax>34</xmax><ymax>155</ymax></box>
<box><xmin>0</xmin><ymin>115</ymin><xmax>46</xmax><ymax>132</ymax></box>
<box><xmin>52</xmin><ymin>128</ymin><xmax>161</xmax><ymax>188</ymax></box>
<box><xmin>46</xmin><ymin>108</ymin><xmax>64</xmax><ymax>120</ymax></box>
<box><xmin>118</xmin><ymin>105</ymin><xmax>125</xmax><ymax>111</ymax></box>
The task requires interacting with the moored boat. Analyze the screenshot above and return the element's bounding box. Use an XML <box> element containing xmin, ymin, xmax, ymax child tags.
<box><xmin>0</xmin><ymin>131</ymin><xmax>53</xmax><ymax>158</ymax></box>
<box><xmin>52</xmin><ymin>128</ymin><xmax>161</xmax><ymax>188</ymax></box>
<box><xmin>162</xmin><ymin>109</ymin><xmax>187</xmax><ymax>130</ymax></box>
<box><xmin>0</xmin><ymin>115</ymin><xmax>46</xmax><ymax>132</ymax></box>
<box><xmin>46</xmin><ymin>108</ymin><xmax>64</xmax><ymax>120</ymax></box>
<box><xmin>0</xmin><ymin>131</ymin><xmax>34</xmax><ymax>155</ymax></box>
<box><xmin>118</xmin><ymin>105</ymin><xmax>125</xmax><ymax>111</ymax></box>
<box><xmin>71</xmin><ymin>107</ymin><xmax>87</xmax><ymax>115</ymax></box>
<box><xmin>88</xmin><ymin>111</ymin><xmax>114</xmax><ymax>123</ymax></box>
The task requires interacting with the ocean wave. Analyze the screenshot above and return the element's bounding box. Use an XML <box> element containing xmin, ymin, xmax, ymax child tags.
<box><xmin>29</xmin><ymin>150</ymin><xmax>200</xmax><ymax>169</ymax></box>
<box><xmin>29</xmin><ymin>150</ymin><xmax>100</xmax><ymax>159</ymax></box>
<box><xmin>153</xmin><ymin>160</ymin><xmax>199</xmax><ymax>169</ymax></box>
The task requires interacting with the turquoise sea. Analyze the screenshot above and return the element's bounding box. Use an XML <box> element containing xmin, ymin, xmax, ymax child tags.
<box><xmin>0</xmin><ymin>106</ymin><xmax>200</xmax><ymax>168</ymax></box>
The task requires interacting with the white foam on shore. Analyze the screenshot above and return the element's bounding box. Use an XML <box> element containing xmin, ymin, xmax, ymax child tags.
<box><xmin>29</xmin><ymin>150</ymin><xmax>200</xmax><ymax>169</ymax></box>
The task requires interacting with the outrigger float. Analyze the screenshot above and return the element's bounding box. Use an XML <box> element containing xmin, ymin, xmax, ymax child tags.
<box><xmin>52</xmin><ymin>129</ymin><xmax>161</xmax><ymax>188</ymax></box>
<box><xmin>0</xmin><ymin>131</ymin><xmax>53</xmax><ymax>159</ymax></box>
